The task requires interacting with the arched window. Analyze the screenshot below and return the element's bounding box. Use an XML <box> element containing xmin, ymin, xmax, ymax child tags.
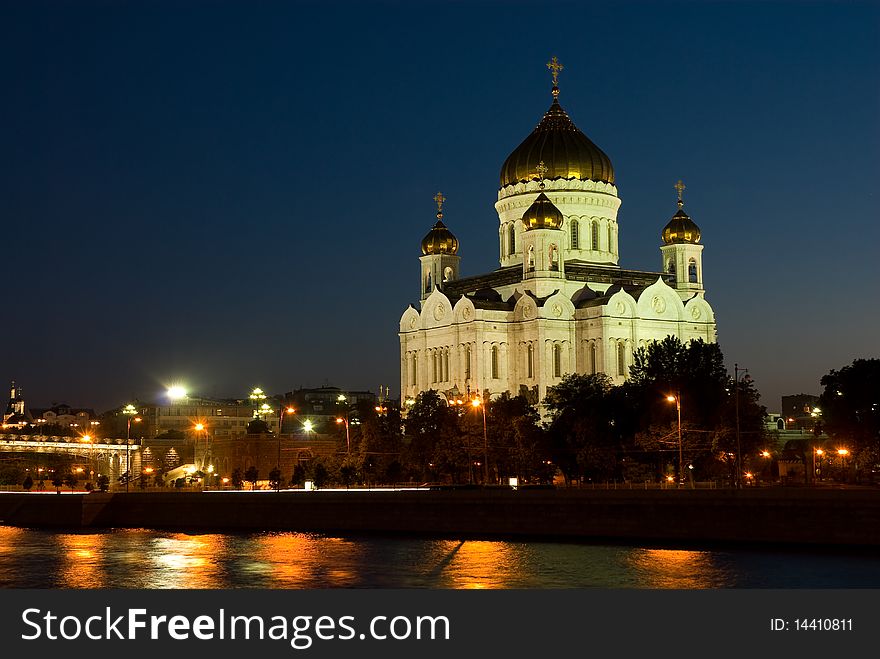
<box><xmin>589</xmin><ymin>342</ymin><xmax>597</xmax><ymax>375</ymax></box>
<box><xmin>616</xmin><ymin>342</ymin><xmax>626</xmax><ymax>377</ymax></box>
<box><xmin>432</xmin><ymin>351</ymin><xmax>438</xmax><ymax>383</ymax></box>
<box><xmin>527</xmin><ymin>344</ymin><xmax>534</xmax><ymax>378</ymax></box>
<box><xmin>491</xmin><ymin>345</ymin><xmax>499</xmax><ymax>379</ymax></box>
<box><xmin>443</xmin><ymin>349</ymin><xmax>449</xmax><ymax>382</ymax></box>
<box><xmin>508</xmin><ymin>224</ymin><xmax>516</xmax><ymax>256</ymax></box>
<box><xmin>412</xmin><ymin>354</ymin><xmax>418</xmax><ymax>385</ymax></box>
<box><xmin>667</xmin><ymin>260</ymin><xmax>676</xmax><ymax>275</ymax></box>
<box><xmin>465</xmin><ymin>345</ymin><xmax>472</xmax><ymax>380</ymax></box>
<box><xmin>607</xmin><ymin>225</ymin><xmax>613</xmax><ymax>252</ymax></box>
<box><xmin>591</xmin><ymin>221</ymin><xmax>600</xmax><ymax>250</ymax></box>
<box><xmin>570</xmin><ymin>219</ymin><xmax>579</xmax><ymax>249</ymax></box>
<box><xmin>688</xmin><ymin>258</ymin><xmax>698</xmax><ymax>283</ymax></box>
<box><xmin>549</xmin><ymin>244</ymin><xmax>559</xmax><ymax>271</ymax></box>
<box><xmin>527</xmin><ymin>245</ymin><xmax>535</xmax><ymax>271</ymax></box>
<box><xmin>553</xmin><ymin>344</ymin><xmax>562</xmax><ymax>378</ymax></box>
<box><xmin>443</xmin><ymin>266</ymin><xmax>453</xmax><ymax>282</ymax></box>
<box><xmin>425</xmin><ymin>272</ymin><xmax>432</xmax><ymax>294</ymax></box>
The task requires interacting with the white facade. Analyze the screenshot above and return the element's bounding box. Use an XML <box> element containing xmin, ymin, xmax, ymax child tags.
<box><xmin>399</xmin><ymin>77</ymin><xmax>717</xmax><ymax>406</ymax></box>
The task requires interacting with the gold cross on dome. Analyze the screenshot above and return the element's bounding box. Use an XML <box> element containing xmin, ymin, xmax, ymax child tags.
<box><xmin>535</xmin><ymin>161</ymin><xmax>548</xmax><ymax>180</ymax></box>
<box><xmin>675</xmin><ymin>179</ymin><xmax>686</xmax><ymax>206</ymax></box>
<box><xmin>434</xmin><ymin>191</ymin><xmax>446</xmax><ymax>217</ymax></box>
<box><xmin>547</xmin><ymin>56</ymin><xmax>564</xmax><ymax>87</ymax></box>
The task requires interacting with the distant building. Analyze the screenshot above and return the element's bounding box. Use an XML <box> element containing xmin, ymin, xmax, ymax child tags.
<box><xmin>141</xmin><ymin>396</ymin><xmax>254</xmax><ymax>439</ymax></box>
<box><xmin>282</xmin><ymin>386</ymin><xmax>377</xmax><ymax>435</ymax></box>
<box><xmin>30</xmin><ymin>403</ymin><xmax>98</xmax><ymax>433</ymax></box>
<box><xmin>781</xmin><ymin>394</ymin><xmax>821</xmax><ymax>430</ymax></box>
<box><xmin>3</xmin><ymin>381</ymin><xmax>30</xmax><ymax>426</ymax></box>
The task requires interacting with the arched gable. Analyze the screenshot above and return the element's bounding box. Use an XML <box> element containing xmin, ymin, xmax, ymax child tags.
<box><xmin>453</xmin><ymin>295</ymin><xmax>477</xmax><ymax>324</ymax></box>
<box><xmin>605</xmin><ymin>289</ymin><xmax>637</xmax><ymax>318</ymax></box>
<box><xmin>683</xmin><ymin>296</ymin><xmax>716</xmax><ymax>324</ymax></box>
<box><xmin>539</xmin><ymin>291</ymin><xmax>575</xmax><ymax>320</ymax></box>
<box><xmin>399</xmin><ymin>305</ymin><xmax>421</xmax><ymax>333</ymax></box>
<box><xmin>636</xmin><ymin>277</ymin><xmax>685</xmax><ymax>322</ymax></box>
<box><xmin>421</xmin><ymin>288</ymin><xmax>455</xmax><ymax>329</ymax></box>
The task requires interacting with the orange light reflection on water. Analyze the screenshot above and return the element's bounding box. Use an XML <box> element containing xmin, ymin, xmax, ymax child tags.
<box><xmin>144</xmin><ymin>533</ymin><xmax>227</xmax><ymax>589</ymax></box>
<box><xmin>58</xmin><ymin>533</ymin><xmax>108</xmax><ymax>588</ymax></box>
<box><xmin>627</xmin><ymin>548</ymin><xmax>732</xmax><ymax>588</ymax></box>
<box><xmin>433</xmin><ymin>540</ymin><xmax>521</xmax><ymax>589</ymax></box>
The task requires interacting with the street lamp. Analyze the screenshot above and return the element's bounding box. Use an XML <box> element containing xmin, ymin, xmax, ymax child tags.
<box><xmin>335</xmin><ymin>416</ymin><xmax>351</xmax><ymax>454</ymax></box>
<box><xmin>122</xmin><ymin>404</ymin><xmax>142</xmax><ymax>493</ymax></box>
<box><xmin>276</xmin><ymin>405</ymin><xmax>296</xmax><ymax>492</ymax></box>
<box><xmin>167</xmin><ymin>385</ymin><xmax>187</xmax><ymax>400</ymax></box>
<box><xmin>666</xmin><ymin>393</ymin><xmax>684</xmax><ymax>486</ymax></box>
<box><xmin>194</xmin><ymin>422</ymin><xmax>208</xmax><ymax>478</ymax></box>
<box><xmin>838</xmin><ymin>448</ymin><xmax>850</xmax><ymax>481</ymax></box>
<box><xmin>471</xmin><ymin>396</ymin><xmax>489</xmax><ymax>484</ymax></box>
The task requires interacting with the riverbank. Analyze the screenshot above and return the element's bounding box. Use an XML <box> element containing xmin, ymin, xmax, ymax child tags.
<box><xmin>1</xmin><ymin>488</ymin><xmax>878</xmax><ymax>547</ymax></box>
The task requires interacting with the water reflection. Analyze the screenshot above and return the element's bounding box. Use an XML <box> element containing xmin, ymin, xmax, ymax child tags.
<box><xmin>627</xmin><ymin>548</ymin><xmax>733</xmax><ymax>588</ymax></box>
<box><xmin>1</xmin><ymin>527</ymin><xmax>878</xmax><ymax>589</ymax></box>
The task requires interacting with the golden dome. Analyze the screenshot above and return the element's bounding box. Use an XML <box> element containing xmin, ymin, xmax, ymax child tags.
<box><xmin>421</xmin><ymin>219</ymin><xmax>459</xmax><ymax>255</ymax></box>
<box><xmin>662</xmin><ymin>206</ymin><xmax>701</xmax><ymax>244</ymax></box>
<box><xmin>521</xmin><ymin>192</ymin><xmax>564</xmax><ymax>230</ymax></box>
<box><xmin>499</xmin><ymin>95</ymin><xmax>614</xmax><ymax>189</ymax></box>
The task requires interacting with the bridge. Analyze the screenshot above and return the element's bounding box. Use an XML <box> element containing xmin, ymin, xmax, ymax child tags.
<box><xmin>0</xmin><ymin>433</ymin><xmax>142</xmax><ymax>478</ymax></box>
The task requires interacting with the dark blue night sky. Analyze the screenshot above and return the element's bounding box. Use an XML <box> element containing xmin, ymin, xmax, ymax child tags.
<box><xmin>1</xmin><ymin>1</ymin><xmax>878</xmax><ymax>411</ymax></box>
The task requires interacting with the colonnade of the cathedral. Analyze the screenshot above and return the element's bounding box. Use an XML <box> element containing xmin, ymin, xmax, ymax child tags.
<box><xmin>498</xmin><ymin>215</ymin><xmax>619</xmax><ymax>265</ymax></box>
<box><xmin>400</xmin><ymin>334</ymin><xmax>643</xmax><ymax>403</ymax></box>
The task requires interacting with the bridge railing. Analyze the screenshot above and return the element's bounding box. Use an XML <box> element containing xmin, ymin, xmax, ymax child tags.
<box><xmin>0</xmin><ymin>434</ymin><xmax>143</xmax><ymax>448</ymax></box>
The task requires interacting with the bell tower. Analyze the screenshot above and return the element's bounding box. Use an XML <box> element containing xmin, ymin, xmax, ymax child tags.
<box><xmin>660</xmin><ymin>180</ymin><xmax>704</xmax><ymax>299</ymax></box>
<box><xmin>419</xmin><ymin>192</ymin><xmax>460</xmax><ymax>301</ymax></box>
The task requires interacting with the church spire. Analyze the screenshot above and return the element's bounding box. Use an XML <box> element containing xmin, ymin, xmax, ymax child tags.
<box><xmin>547</xmin><ymin>56</ymin><xmax>563</xmax><ymax>99</ymax></box>
<box><xmin>433</xmin><ymin>191</ymin><xmax>446</xmax><ymax>221</ymax></box>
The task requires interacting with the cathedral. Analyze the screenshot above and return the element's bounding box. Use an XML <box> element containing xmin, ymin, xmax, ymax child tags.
<box><xmin>398</xmin><ymin>58</ymin><xmax>717</xmax><ymax>406</ymax></box>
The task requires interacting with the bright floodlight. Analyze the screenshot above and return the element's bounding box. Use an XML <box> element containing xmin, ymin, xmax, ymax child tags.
<box><xmin>471</xmin><ymin>399</ymin><xmax>481</xmax><ymax>407</ymax></box>
<box><xmin>167</xmin><ymin>385</ymin><xmax>187</xmax><ymax>400</ymax></box>
<box><xmin>666</xmin><ymin>395</ymin><xmax>676</xmax><ymax>402</ymax></box>
<box><xmin>194</xmin><ymin>423</ymin><xmax>205</xmax><ymax>431</ymax></box>
<box><xmin>303</xmin><ymin>420</ymin><xmax>313</xmax><ymax>432</ymax></box>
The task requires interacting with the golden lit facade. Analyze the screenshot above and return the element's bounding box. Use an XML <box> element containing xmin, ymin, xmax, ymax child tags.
<box><xmin>399</xmin><ymin>60</ymin><xmax>716</xmax><ymax>405</ymax></box>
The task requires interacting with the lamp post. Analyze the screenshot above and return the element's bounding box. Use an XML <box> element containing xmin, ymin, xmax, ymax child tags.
<box><xmin>336</xmin><ymin>415</ymin><xmax>351</xmax><ymax>454</ymax></box>
<box><xmin>666</xmin><ymin>393</ymin><xmax>683</xmax><ymax>486</ymax></box>
<box><xmin>734</xmin><ymin>363</ymin><xmax>749</xmax><ymax>489</ymax></box>
<box><xmin>471</xmin><ymin>396</ymin><xmax>489</xmax><ymax>484</ymax></box>
<box><xmin>194</xmin><ymin>423</ymin><xmax>208</xmax><ymax>483</ymax></box>
<box><xmin>837</xmin><ymin>448</ymin><xmax>850</xmax><ymax>482</ymax></box>
<box><xmin>277</xmin><ymin>405</ymin><xmax>295</xmax><ymax>491</ymax></box>
<box><xmin>122</xmin><ymin>404</ymin><xmax>141</xmax><ymax>493</ymax></box>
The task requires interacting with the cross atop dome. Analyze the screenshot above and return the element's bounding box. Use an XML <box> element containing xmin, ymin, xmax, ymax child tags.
<box><xmin>547</xmin><ymin>56</ymin><xmax>563</xmax><ymax>98</ymax></box>
<box><xmin>434</xmin><ymin>191</ymin><xmax>446</xmax><ymax>219</ymax></box>
<box><xmin>675</xmin><ymin>179</ymin><xmax>686</xmax><ymax>208</ymax></box>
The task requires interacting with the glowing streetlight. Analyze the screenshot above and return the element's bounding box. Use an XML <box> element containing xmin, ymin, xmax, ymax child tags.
<box><xmin>123</xmin><ymin>404</ymin><xmax>142</xmax><ymax>493</ymax></box>
<box><xmin>837</xmin><ymin>448</ymin><xmax>849</xmax><ymax>456</ymax></box>
<box><xmin>194</xmin><ymin>423</ymin><xmax>208</xmax><ymax>478</ymax></box>
<box><xmin>761</xmin><ymin>451</ymin><xmax>771</xmax><ymax>458</ymax></box>
<box><xmin>303</xmin><ymin>420</ymin><xmax>313</xmax><ymax>433</ymax></box>
<box><xmin>336</xmin><ymin>416</ymin><xmax>351</xmax><ymax>454</ymax></box>
<box><xmin>470</xmin><ymin>397</ymin><xmax>490</xmax><ymax>484</ymax></box>
<box><xmin>666</xmin><ymin>393</ymin><xmax>683</xmax><ymax>486</ymax></box>
<box><xmin>167</xmin><ymin>385</ymin><xmax>187</xmax><ymax>400</ymax></box>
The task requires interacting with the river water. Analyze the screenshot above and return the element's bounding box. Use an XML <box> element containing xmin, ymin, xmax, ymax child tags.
<box><xmin>1</xmin><ymin>526</ymin><xmax>878</xmax><ymax>588</ymax></box>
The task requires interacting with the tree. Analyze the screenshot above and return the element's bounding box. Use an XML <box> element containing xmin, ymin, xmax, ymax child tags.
<box><xmin>403</xmin><ymin>390</ymin><xmax>462</xmax><ymax>481</ymax></box>
<box><xmin>96</xmin><ymin>475</ymin><xmax>110</xmax><ymax>492</ymax></box>
<box><xmin>244</xmin><ymin>466</ymin><xmax>258</xmax><ymax>489</ymax></box>
<box><xmin>310</xmin><ymin>460</ymin><xmax>329</xmax><ymax>488</ymax></box>
<box><xmin>290</xmin><ymin>464</ymin><xmax>306</xmax><ymax>487</ymax></box>
<box><xmin>268</xmin><ymin>467</ymin><xmax>282</xmax><ymax>490</ymax></box>
<box><xmin>820</xmin><ymin>359</ymin><xmax>880</xmax><ymax>475</ymax></box>
<box><xmin>628</xmin><ymin>337</ymin><xmax>765</xmax><ymax>483</ymax></box>
<box><xmin>486</xmin><ymin>392</ymin><xmax>545</xmax><ymax>483</ymax></box>
<box><xmin>22</xmin><ymin>475</ymin><xmax>33</xmax><ymax>491</ymax></box>
<box><xmin>52</xmin><ymin>475</ymin><xmax>63</xmax><ymax>493</ymax></box>
<box><xmin>544</xmin><ymin>374</ymin><xmax>618</xmax><ymax>483</ymax></box>
<box><xmin>64</xmin><ymin>473</ymin><xmax>79</xmax><ymax>491</ymax></box>
<box><xmin>231</xmin><ymin>467</ymin><xmax>243</xmax><ymax>490</ymax></box>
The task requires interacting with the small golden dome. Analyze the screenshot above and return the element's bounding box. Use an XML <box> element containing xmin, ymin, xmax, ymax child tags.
<box><xmin>662</xmin><ymin>206</ymin><xmax>701</xmax><ymax>244</ymax></box>
<box><xmin>522</xmin><ymin>192</ymin><xmax>564</xmax><ymax>230</ymax></box>
<box><xmin>421</xmin><ymin>219</ymin><xmax>459</xmax><ymax>255</ymax></box>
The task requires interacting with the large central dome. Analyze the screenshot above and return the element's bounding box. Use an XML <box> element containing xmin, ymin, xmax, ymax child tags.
<box><xmin>499</xmin><ymin>94</ymin><xmax>614</xmax><ymax>189</ymax></box>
